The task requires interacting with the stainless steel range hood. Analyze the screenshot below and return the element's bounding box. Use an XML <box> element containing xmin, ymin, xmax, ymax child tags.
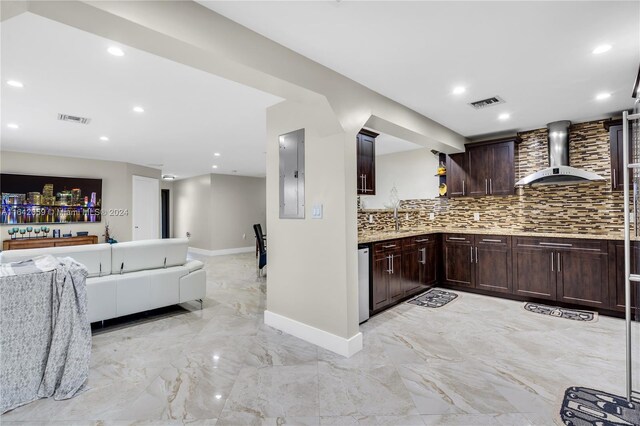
<box><xmin>515</xmin><ymin>120</ymin><xmax>605</xmax><ymax>186</ymax></box>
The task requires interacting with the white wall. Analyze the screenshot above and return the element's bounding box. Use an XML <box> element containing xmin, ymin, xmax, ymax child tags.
<box><xmin>211</xmin><ymin>174</ymin><xmax>266</xmax><ymax>251</ymax></box>
<box><xmin>173</xmin><ymin>173</ymin><xmax>266</xmax><ymax>252</ymax></box>
<box><xmin>173</xmin><ymin>174</ymin><xmax>212</xmax><ymax>250</ymax></box>
<box><xmin>361</xmin><ymin>148</ymin><xmax>440</xmax><ymax>209</ymax></box>
<box><xmin>0</xmin><ymin>151</ymin><xmax>161</xmax><ymax>243</ymax></box>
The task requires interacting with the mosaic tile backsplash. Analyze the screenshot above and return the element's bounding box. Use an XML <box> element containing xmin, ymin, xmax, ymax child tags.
<box><xmin>358</xmin><ymin>119</ymin><xmax>626</xmax><ymax>236</ymax></box>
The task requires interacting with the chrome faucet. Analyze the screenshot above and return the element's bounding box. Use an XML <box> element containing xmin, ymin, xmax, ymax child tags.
<box><xmin>394</xmin><ymin>206</ymin><xmax>400</xmax><ymax>232</ymax></box>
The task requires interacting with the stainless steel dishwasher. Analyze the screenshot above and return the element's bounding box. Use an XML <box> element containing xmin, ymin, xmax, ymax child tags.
<box><xmin>358</xmin><ymin>245</ymin><xmax>370</xmax><ymax>323</ymax></box>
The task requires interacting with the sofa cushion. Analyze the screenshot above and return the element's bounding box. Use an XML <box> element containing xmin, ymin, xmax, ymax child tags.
<box><xmin>111</xmin><ymin>238</ymin><xmax>188</xmax><ymax>274</ymax></box>
<box><xmin>0</xmin><ymin>244</ymin><xmax>112</xmax><ymax>278</ymax></box>
<box><xmin>184</xmin><ymin>260</ymin><xmax>204</xmax><ymax>273</ymax></box>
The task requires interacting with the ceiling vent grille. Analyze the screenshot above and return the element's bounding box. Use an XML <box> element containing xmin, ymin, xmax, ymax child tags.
<box><xmin>57</xmin><ymin>113</ymin><xmax>91</xmax><ymax>125</ymax></box>
<box><xmin>469</xmin><ymin>96</ymin><xmax>505</xmax><ymax>110</ymax></box>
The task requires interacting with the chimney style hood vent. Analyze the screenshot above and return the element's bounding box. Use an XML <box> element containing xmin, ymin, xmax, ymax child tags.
<box><xmin>515</xmin><ymin>120</ymin><xmax>605</xmax><ymax>186</ymax></box>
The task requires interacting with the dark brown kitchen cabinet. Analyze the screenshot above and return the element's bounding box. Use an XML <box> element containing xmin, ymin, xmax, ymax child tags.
<box><xmin>609</xmin><ymin>123</ymin><xmax>632</xmax><ymax>191</ymax></box>
<box><xmin>466</xmin><ymin>139</ymin><xmax>516</xmax><ymax>197</ymax></box>
<box><xmin>371</xmin><ymin>240</ymin><xmax>402</xmax><ymax>312</ymax></box>
<box><xmin>357</xmin><ymin>129</ymin><xmax>377</xmax><ymax>195</ymax></box>
<box><xmin>475</xmin><ymin>236</ymin><xmax>512</xmax><ymax>294</ymax></box>
<box><xmin>446</xmin><ymin>153</ymin><xmax>467</xmax><ymax>197</ymax></box>
<box><xmin>556</xmin><ymin>249</ymin><xmax>609</xmax><ymax>308</ymax></box>
<box><xmin>443</xmin><ymin>234</ymin><xmax>511</xmax><ymax>292</ymax></box>
<box><xmin>608</xmin><ymin>241</ymin><xmax>640</xmax><ymax>313</ymax></box>
<box><xmin>512</xmin><ymin>247</ymin><xmax>556</xmax><ymax>300</ymax></box>
<box><xmin>402</xmin><ymin>235</ymin><xmax>438</xmax><ymax>296</ymax></box>
<box><xmin>442</xmin><ymin>234</ymin><xmax>474</xmax><ymax>288</ymax></box>
<box><xmin>512</xmin><ymin>237</ymin><xmax>609</xmax><ymax>307</ymax></box>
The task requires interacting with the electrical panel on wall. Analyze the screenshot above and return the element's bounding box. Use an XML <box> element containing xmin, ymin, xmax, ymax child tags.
<box><xmin>279</xmin><ymin>128</ymin><xmax>305</xmax><ymax>219</ymax></box>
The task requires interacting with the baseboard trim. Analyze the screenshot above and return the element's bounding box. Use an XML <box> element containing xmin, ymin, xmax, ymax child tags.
<box><xmin>188</xmin><ymin>246</ymin><xmax>254</xmax><ymax>257</ymax></box>
<box><xmin>264</xmin><ymin>310</ymin><xmax>363</xmax><ymax>358</ymax></box>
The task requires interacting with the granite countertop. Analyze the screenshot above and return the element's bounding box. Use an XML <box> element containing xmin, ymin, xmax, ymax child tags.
<box><xmin>358</xmin><ymin>227</ymin><xmax>627</xmax><ymax>244</ymax></box>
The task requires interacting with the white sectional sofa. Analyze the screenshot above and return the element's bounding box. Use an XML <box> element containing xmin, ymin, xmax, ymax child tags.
<box><xmin>0</xmin><ymin>238</ymin><xmax>206</xmax><ymax>323</ymax></box>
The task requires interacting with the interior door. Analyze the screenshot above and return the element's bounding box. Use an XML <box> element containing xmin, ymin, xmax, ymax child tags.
<box><xmin>132</xmin><ymin>175</ymin><xmax>160</xmax><ymax>240</ymax></box>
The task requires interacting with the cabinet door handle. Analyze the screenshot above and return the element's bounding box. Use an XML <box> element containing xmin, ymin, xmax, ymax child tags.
<box><xmin>364</xmin><ymin>175</ymin><xmax>367</xmax><ymax>192</ymax></box>
<box><xmin>613</xmin><ymin>168</ymin><xmax>617</xmax><ymax>188</ymax></box>
<box><xmin>551</xmin><ymin>252</ymin><xmax>554</xmax><ymax>272</ymax></box>
<box><xmin>449</xmin><ymin>237</ymin><xmax>466</xmax><ymax>241</ymax></box>
<box><xmin>382</xmin><ymin>244</ymin><xmax>396</xmax><ymax>248</ymax></box>
<box><xmin>462</xmin><ymin>180</ymin><xmax>465</xmax><ymax>196</ymax></box>
<box><xmin>482</xmin><ymin>238</ymin><xmax>502</xmax><ymax>243</ymax></box>
<box><xmin>470</xmin><ymin>246</ymin><xmax>473</xmax><ymax>263</ymax></box>
<box><xmin>490</xmin><ymin>178</ymin><xmax>492</xmax><ymax>194</ymax></box>
<box><xmin>387</xmin><ymin>255</ymin><xmax>392</xmax><ymax>274</ymax></box>
<box><xmin>485</xmin><ymin>179</ymin><xmax>488</xmax><ymax>195</ymax></box>
<box><xmin>391</xmin><ymin>255</ymin><xmax>394</xmax><ymax>274</ymax></box>
<box><xmin>475</xmin><ymin>247</ymin><xmax>478</xmax><ymax>263</ymax></box>
<box><xmin>415</xmin><ymin>238</ymin><xmax>429</xmax><ymax>243</ymax></box>
<box><xmin>539</xmin><ymin>242</ymin><xmax>572</xmax><ymax>247</ymax></box>
<box><xmin>557</xmin><ymin>252</ymin><xmax>561</xmax><ymax>272</ymax></box>
<box><xmin>419</xmin><ymin>248</ymin><xmax>426</xmax><ymax>264</ymax></box>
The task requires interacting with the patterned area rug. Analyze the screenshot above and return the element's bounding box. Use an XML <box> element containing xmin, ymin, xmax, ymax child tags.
<box><xmin>524</xmin><ymin>302</ymin><xmax>597</xmax><ymax>322</ymax></box>
<box><xmin>407</xmin><ymin>289</ymin><xmax>458</xmax><ymax>308</ymax></box>
<box><xmin>560</xmin><ymin>386</ymin><xmax>639</xmax><ymax>426</ymax></box>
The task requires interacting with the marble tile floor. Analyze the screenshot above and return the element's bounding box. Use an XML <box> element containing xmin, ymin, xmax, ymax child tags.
<box><xmin>1</xmin><ymin>252</ymin><xmax>635</xmax><ymax>426</ymax></box>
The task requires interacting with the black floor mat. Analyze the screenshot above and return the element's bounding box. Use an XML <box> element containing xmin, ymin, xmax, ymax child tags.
<box><xmin>560</xmin><ymin>386</ymin><xmax>639</xmax><ymax>425</ymax></box>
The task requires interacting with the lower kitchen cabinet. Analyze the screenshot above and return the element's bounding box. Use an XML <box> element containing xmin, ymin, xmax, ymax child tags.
<box><xmin>608</xmin><ymin>241</ymin><xmax>640</xmax><ymax>313</ymax></box>
<box><xmin>402</xmin><ymin>235</ymin><xmax>438</xmax><ymax>296</ymax></box>
<box><xmin>369</xmin><ymin>232</ymin><xmax>619</xmax><ymax>316</ymax></box>
<box><xmin>512</xmin><ymin>247</ymin><xmax>556</xmax><ymax>300</ymax></box>
<box><xmin>443</xmin><ymin>234</ymin><xmax>474</xmax><ymax>288</ymax></box>
<box><xmin>556</xmin><ymin>249</ymin><xmax>608</xmax><ymax>308</ymax></box>
<box><xmin>371</xmin><ymin>240</ymin><xmax>403</xmax><ymax>312</ymax></box>
<box><xmin>443</xmin><ymin>234</ymin><xmax>511</xmax><ymax>292</ymax></box>
<box><xmin>371</xmin><ymin>235</ymin><xmax>438</xmax><ymax>314</ymax></box>
<box><xmin>512</xmin><ymin>237</ymin><xmax>609</xmax><ymax>308</ymax></box>
<box><xmin>475</xmin><ymin>236</ymin><xmax>512</xmax><ymax>294</ymax></box>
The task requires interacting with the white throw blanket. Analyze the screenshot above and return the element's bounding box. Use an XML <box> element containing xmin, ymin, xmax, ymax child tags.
<box><xmin>0</xmin><ymin>255</ymin><xmax>91</xmax><ymax>413</ymax></box>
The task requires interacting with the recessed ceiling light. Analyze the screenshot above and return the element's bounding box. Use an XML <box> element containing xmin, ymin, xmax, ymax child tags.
<box><xmin>452</xmin><ymin>86</ymin><xmax>466</xmax><ymax>95</ymax></box>
<box><xmin>215</xmin><ymin>394</ymin><xmax>222</xmax><ymax>400</ymax></box>
<box><xmin>214</xmin><ymin>152</ymin><xmax>221</xmax><ymax>157</ymax></box>
<box><xmin>596</xmin><ymin>92</ymin><xmax>611</xmax><ymax>100</ymax></box>
<box><xmin>107</xmin><ymin>46</ymin><xmax>125</xmax><ymax>57</ymax></box>
<box><xmin>592</xmin><ymin>44</ymin><xmax>612</xmax><ymax>55</ymax></box>
<box><xmin>213</xmin><ymin>355</ymin><xmax>220</xmax><ymax>360</ymax></box>
<box><xmin>498</xmin><ymin>113</ymin><xmax>510</xmax><ymax>120</ymax></box>
<box><xmin>7</xmin><ymin>123</ymin><xmax>19</xmax><ymax>129</ymax></box>
<box><xmin>162</xmin><ymin>174</ymin><xmax>176</xmax><ymax>181</ymax></box>
<box><xmin>212</xmin><ymin>165</ymin><xmax>218</xmax><ymax>169</ymax></box>
<box><xmin>99</xmin><ymin>136</ymin><xmax>109</xmax><ymax>141</ymax></box>
<box><xmin>133</xmin><ymin>106</ymin><xmax>144</xmax><ymax>113</ymax></box>
<box><xmin>6</xmin><ymin>80</ymin><xmax>23</xmax><ymax>88</ymax></box>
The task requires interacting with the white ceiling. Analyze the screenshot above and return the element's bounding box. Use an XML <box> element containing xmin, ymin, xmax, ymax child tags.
<box><xmin>1</xmin><ymin>13</ymin><xmax>282</xmax><ymax>179</ymax></box>
<box><xmin>201</xmin><ymin>1</ymin><xmax>639</xmax><ymax>138</ymax></box>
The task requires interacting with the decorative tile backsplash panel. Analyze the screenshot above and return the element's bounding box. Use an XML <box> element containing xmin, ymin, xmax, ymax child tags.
<box><xmin>359</xmin><ymin>119</ymin><xmax>625</xmax><ymax>236</ymax></box>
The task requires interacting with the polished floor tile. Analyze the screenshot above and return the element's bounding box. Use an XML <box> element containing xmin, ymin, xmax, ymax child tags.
<box><xmin>1</xmin><ymin>252</ymin><xmax>630</xmax><ymax>426</ymax></box>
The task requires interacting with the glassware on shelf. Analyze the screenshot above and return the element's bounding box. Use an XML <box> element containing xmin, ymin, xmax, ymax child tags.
<box><xmin>19</xmin><ymin>229</ymin><xmax>26</xmax><ymax>239</ymax></box>
<box><xmin>8</xmin><ymin>229</ymin><xmax>15</xmax><ymax>240</ymax></box>
<box><xmin>34</xmin><ymin>228</ymin><xmax>40</xmax><ymax>238</ymax></box>
<box><xmin>26</xmin><ymin>226</ymin><xmax>33</xmax><ymax>238</ymax></box>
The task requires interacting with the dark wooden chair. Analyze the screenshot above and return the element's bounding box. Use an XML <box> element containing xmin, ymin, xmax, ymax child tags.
<box><xmin>253</xmin><ymin>224</ymin><xmax>267</xmax><ymax>275</ymax></box>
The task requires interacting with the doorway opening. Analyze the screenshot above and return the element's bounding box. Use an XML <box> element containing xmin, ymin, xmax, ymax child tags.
<box><xmin>161</xmin><ymin>189</ymin><xmax>170</xmax><ymax>239</ymax></box>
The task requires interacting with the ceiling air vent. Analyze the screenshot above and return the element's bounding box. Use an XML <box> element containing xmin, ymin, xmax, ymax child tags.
<box><xmin>57</xmin><ymin>113</ymin><xmax>91</xmax><ymax>125</ymax></box>
<box><xmin>469</xmin><ymin>96</ymin><xmax>505</xmax><ymax>110</ymax></box>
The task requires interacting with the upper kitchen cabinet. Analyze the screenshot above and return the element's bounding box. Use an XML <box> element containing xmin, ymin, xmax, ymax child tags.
<box><xmin>445</xmin><ymin>152</ymin><xmax>467</xmax><ymax>197</ymax></box>
<box><xmin>466</xmin><ymin>138</ymin><xmax>518</xmax><ymax>196</ymax></box>
<box><xmin>357</xmin><ymin>129</ymin><xmax>378</xmax><ymax>195</ymax></box>
<box><xmin>607</xmin><ymin>121</ymin><xmax>632</xmax><ymax>191</ymax></box>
